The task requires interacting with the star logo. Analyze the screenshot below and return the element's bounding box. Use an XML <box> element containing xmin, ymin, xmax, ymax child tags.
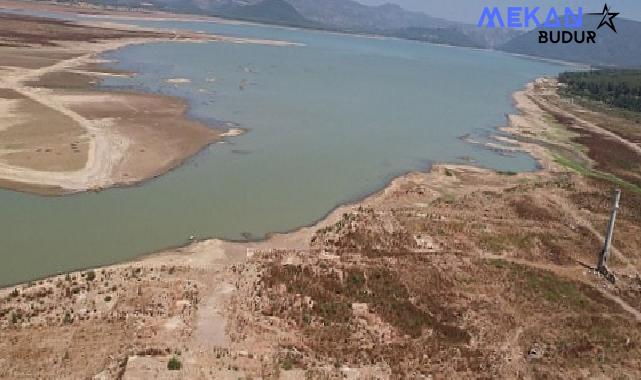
<box><xmin>589</xmin><ymin>4</ymin><xmax>619</xmax><ymax>33</ymax></box>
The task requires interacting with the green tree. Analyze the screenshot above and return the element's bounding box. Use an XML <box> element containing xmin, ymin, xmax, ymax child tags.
<box><xmin>167</xmin><ymin>357</ymin><xmax>182</xmax><ymax>370</ymax></box>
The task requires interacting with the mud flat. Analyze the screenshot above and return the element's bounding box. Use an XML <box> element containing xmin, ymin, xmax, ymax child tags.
<box><xmin>0</xmin><ymin>0</ymin><xmax>221</xmax><ymax>21</ymax></box>
<box><xmin>0</xmin><ymin>12</ymin><xmax>293</xmax><ymax>195</ymax></box>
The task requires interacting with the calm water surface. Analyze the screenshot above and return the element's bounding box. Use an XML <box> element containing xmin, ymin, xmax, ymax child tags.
<box><xmin>0</xmin><ymin>15</ymin><xmax>564</xmax><ymax>286</ymax></box>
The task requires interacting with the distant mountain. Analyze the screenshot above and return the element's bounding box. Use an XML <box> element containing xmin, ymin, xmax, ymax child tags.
<box><xmin>123</xmin><ymin>0</ymin><xmax>456</xmax><ymax>31</ymax></box>
<box><xmin>459</xmin><ymin>27</ymin><xmax>523</xmax><ymax>50</ymax></box>
<box><xmin>387</xmin><ymin>27</ymin><xmax>484</xmax><ymax>48</ymax></box>
<box><xmin>500</xmin><ymin>16</ymin><xmax>641</xmax><ymax>68</ymax></box>
<box><xmin>78</xmin><ymin>0</ymin><xmax>507</xmax><ymax>47</ymax></box>
<box><xmin>284</xmin><ymin>0</ymin><xmax>452</xmax><ymax>31</ymax></box>
<box><xmin>217</xmin><ymin>0</ymin><xmax>315</xmax><ymax>27</ymax></box>
<box><xmin>66</xmin><ymin>0</ymin><xmax>640</xmax><ymax>67</ymax></box>
<box><xmin>258</xmin><ymin>0</ymin><xmax>517</xmax><ymax>48</ymax></box>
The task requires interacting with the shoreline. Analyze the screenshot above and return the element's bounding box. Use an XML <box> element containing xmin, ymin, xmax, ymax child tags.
<box><xmin>1</xmin><ymin>0</ymin><xmax>590</xmax><ymax>63</ymax></box>
<box><xmin>0</xmin><ymin>36</ymin><xmax>222</xmax><ymax>195</ymax></box>
<box><xmin>4</xmin><ymin>76</ymin><xmax>641</xmax><ymax>378</ymax></box>
<box><xmin>0</xmin><ymin>77</ymin><xmax>554</xmax><ymax>289</ymax></box>
<box><xmin>2</xmin><ymin>7</ymin><xmax>641</xmax><ymax>379</ymax></box>
<box><xmin>0</xmin><ymin>14</ymin><xmax>573</xmax><ymax>288</ymax></box>
<box><xmin>0</xmin><ymin>13</ymin><xmax>295</xmax><ymax>196</ymax></box>
<box><xmin>0</xmin><ymin>8</ymin><xmax>565</xmax><ymax>284</ymax></box>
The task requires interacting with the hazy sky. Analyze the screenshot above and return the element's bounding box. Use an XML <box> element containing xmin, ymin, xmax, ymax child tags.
<box><xmin>356</xmin><ymin>0</ymin><xmax>641</xmax><ymax>23</ymax></box>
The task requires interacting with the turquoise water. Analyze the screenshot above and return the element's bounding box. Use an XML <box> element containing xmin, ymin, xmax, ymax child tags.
<box><xmin>0</xmin><ymin>16</ymin><xmax>564</xmax><ymax>286</ymax></box>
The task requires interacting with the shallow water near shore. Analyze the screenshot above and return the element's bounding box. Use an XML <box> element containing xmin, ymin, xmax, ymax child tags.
<box><xmin>0</xmin><ymin>15</ymin><xmax>564</xmax><ymax>286</ymax></box>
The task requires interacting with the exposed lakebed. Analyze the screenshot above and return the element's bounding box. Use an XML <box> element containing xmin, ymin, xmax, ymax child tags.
<box><xmin>0</xmin><ymin>14</ymin><xmax>565</xmax><ymax>286</ymax></box>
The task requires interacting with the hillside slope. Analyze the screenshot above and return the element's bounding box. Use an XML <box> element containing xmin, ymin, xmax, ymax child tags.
<box><xmin>217</xmin><ymin>0</ymin><xmax>314</xmax><ymax>26</ymax></box>
<box><xmin>500</xmin><ymin>16</ymin><xmax>641</xmax><ymax>68</ymax></box>
<box><xmin>285</xmin><ymin>0</ymin><xmax>451</xmax><ymax>31</ymax></box>
<box><xmin>43</xmin><ymin>0</ymin><xmax>641</xmax><ymax>65</ymax></box>
<box><xmin>76</xmin><ymin>0</ymin><xmax>508</xmax><ymax>48</ymax></box>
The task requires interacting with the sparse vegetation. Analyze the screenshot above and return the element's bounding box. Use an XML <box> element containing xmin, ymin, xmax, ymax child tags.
<box><xmin>3</xmin><ymin>65</ymin><xmax>641</xmax><ymax>379</ymax></box>
<box><xmin>559</xmin><ymin>70</ymin><xmax>641</xmax><ymax>113</ymax></box>
<box><xmin>538</xmin><ymin>77</ymin><xmax>641</xmax><ymax>193</ymax></box>
<box><xmin>167</xmin><ymin>356</ymin><xmax>182</xmax><ymax>371</ymax></box>
<box><xmin>280</xmin><ymin>355</ymin><xmax>294</xmax><ymax>370</ymax></box>
<box><xmin>554</xmin><ymin>155</ymin><xmax>641</xmax><ymax>195</ymax></box>
<box><xmin>236</xmin><ymin>131</ymin><xmax>641</xmax><ymax>376</ymax></box>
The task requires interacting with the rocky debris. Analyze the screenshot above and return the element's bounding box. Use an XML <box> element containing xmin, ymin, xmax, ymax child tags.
<box><xmin>527</xmin><ymin>343</ymin><xmax>545</xmax><ymax>360</ymax></box>
<box><xmin>0</xmin><ymin>263</ymin><xmax>199</xmax><ymax>378</ymax></box>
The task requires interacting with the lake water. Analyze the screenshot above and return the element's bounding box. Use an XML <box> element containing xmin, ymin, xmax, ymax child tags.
<box><xmin>0</xmin><ymin>14</ymin><xmax>564</xmax><ymax>286</ymax></box>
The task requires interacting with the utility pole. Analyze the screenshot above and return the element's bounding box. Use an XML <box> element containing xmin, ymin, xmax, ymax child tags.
<box><xmin>597</xmin><ymin>188</ymin><xmax>621</xmax><ymax>282</ymax></box>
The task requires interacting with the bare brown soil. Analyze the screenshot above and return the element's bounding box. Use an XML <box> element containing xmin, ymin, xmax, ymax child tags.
<box><xmin>0</xmin><ymin>11</ymin><xmax>640</xmax><ymax>377</ymax></box>
<box><xmin>2</xmin><ymin>77</ymin><xmax>641</xmax><ymax>378</ymax></box>
<box><xmin>0</xmin><ymin>13</ymin><xmax>160</xmax><ymax>47</ymax></box>
<box><xmin>0</xmin><ymin>0</ymin><xmax>218</xmax><ymax>22</ymax></box>
<box><xmin>531</xmin><ymin>92</ymin><xmax>641</xmax><ymax>188</ymax></box>
<box><xmin>5</xmin><ymin>157</ymin><xmax>641</xmax><ymax>378</ymax></box>
<box><xmin>0</xmin><ymin>244</ymin><xmax>233</xmax><ymax>379</ymax></box>
<box><xmin>61</xmin><ymin>89</ymin><xmax>223</xmax><ymax>187</ymax></box>
<box><xmin>1</xmin><ymin>92</ymin><xmax>89</xmax><ymax>171</ymax></box>
<box><xmin>0</xmin><ymin>13</ymin><xmax>227</xmax><ymax>194</ymax></box>
<box><xmin>25</xmin><ymin>70</ymin><xmax>101</xmax><ymax>89</ymax></box>
<box><xmin>225</xmin><ymin>168</ymin><xmax>641</xmax><ymax>378</ymax></box>
<box><xmin>217</xmin><ymin>80</ymin><xmax>641</xmax><ymax>378</ymax></box>
<box><xmin>0</xmin><ymin>47</ymin><xmax>78</xmax><ymax>69</ymax></box>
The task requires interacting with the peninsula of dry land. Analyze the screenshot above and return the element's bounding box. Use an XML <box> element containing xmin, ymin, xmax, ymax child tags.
<box><xmin>0</xmin><ymin>11</ymin><xmax>291</xmax><ymax>195</ymax></box>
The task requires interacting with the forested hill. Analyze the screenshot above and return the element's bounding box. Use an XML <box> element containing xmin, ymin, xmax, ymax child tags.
<box><xmin>559</xmin><ymin>70</ymin><xmax>641</xmax><ymax>112</ymax></box>
<box><xmin>215</xmin><ymin>0</ymin><xmax>316</xmax><ymax>27</ymax></box>
<box><xmin>500</xmin><ymin>15</ymin><xmax>641</xmax><ymax>69</ymax></box>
